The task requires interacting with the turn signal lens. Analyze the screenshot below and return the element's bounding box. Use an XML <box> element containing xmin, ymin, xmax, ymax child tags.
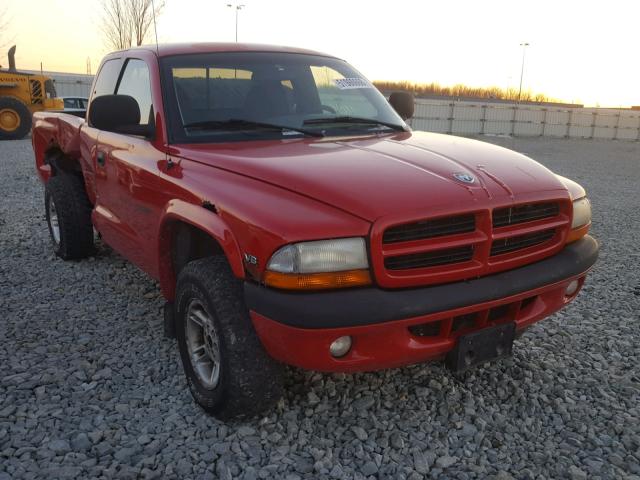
<box><xmin>263</xmin><ymin>269</ymin><xmax>371</xmax><ymax>291</ymax></box>
<box><xmin>567</xmin><ymin>223</ymin><xmax>590</xmax><ymax>244</ymax></box>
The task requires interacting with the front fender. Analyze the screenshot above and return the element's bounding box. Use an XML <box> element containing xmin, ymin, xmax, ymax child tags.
<box><xmin>157</xmin><ymin>199</ymin><xmax>245</xmax><ymax>300</ymax></box>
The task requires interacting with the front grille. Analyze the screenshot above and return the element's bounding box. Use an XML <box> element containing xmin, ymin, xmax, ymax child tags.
<box><xmin>374</xmin><ymin>199</ymin><xmax>569</xmax><ymax>287</ymax></box>
<box><xmin>383</xmin><ymin>214</ymin><xmax>475</xmax><ymax>244</ymax></box>
<box><xmin>493</xmin><ymin>202</ymin><xmax>559</xmax><ymax>228</ymax></box>
<box><xmin>385</xmin><ymin>245</ymin><xmax>474</xmax><ymax>270</ymax></box>
<box><xmin>490</xmin><ymin>229</ymin><xmax>555</xmax><ymax>256</ymax></box>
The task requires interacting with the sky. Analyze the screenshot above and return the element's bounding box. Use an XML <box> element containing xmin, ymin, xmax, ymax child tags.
<box><xmin>2</xmin><ymin>0</ymin><xmax>639</xmax><ymax>107</ymax></box>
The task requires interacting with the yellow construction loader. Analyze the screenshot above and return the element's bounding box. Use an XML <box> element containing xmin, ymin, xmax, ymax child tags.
<box><xmin>0</xmin><ymin>46</ymin><xmax>63</xmax><ymax>140</ymax></box>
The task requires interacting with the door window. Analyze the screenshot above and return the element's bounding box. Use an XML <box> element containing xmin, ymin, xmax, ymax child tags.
<box><xmin>92</xmin><ymin>59</ymin><xmax>122</xmax><ymax>98</ymax></box>
<box><xmin>117</xmin><ymin>59</ymin><xmax>153</xmax><ymax>125</ymax></box>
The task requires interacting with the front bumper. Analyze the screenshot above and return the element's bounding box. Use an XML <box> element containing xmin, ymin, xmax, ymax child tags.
<box><xmin>245</xmin><ymin>236</ymin><xmax>598</xmax><ymax>372</ymax></box>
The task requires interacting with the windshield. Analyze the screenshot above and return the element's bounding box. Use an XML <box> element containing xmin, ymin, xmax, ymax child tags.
<box><xmin>160</xmin><ymin>51</ymin><xmax>407</xmax><ymax>143</ymax></box>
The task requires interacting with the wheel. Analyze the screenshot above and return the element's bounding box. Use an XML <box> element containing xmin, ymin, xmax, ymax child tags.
<box><xmin>0</xmin><ymin>96</ymin><xmax>31</xmax><ymax>140</ymax></box>
<box><xmin>45</xmin><ymin>174</ymin><xmax>94</xmax><ymax>260</ymax></box>
<box><xmin>321</xmin><ymin>104</ymin><xmax>336</xmax><ymax>114</ymax></box>
<box><xmin>175</xmin><ymin>256</ymin><xmax>284</xmax><ymax>419</ymax></box>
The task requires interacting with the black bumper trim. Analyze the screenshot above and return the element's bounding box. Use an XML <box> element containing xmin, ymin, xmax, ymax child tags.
<box><xmin>244</xmin><ymin>235</ymin><xmax>598</xmax><ymax>329</ymax></box>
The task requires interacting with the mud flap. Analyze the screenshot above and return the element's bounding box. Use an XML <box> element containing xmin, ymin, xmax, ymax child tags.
<box><xmin>163</xmin><ymin>302</ymin><xmax>176</xmax><ymax>339</ymax></box>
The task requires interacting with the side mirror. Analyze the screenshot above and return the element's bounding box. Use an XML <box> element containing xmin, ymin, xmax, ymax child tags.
<box><xmin>89</xmin><ymin>94</ymin><xmax>154</xmax><ymax>138</ymax></box>
<box><xmin>389</xmin><ymin>91</ymin><xmax>415</xmax><ymax>120</ymax></box>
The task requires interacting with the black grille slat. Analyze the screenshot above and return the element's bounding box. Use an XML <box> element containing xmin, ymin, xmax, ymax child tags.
<box><xmin>490</xmin><ymin>229</ymin><xmax>555</xmax><ymax>256</ymax></box>
<box><xmin>383</xmin><ymin>214</ymin><xmax>475</xmax><ymax>244</ymax></box>
<box><xmin>493</xmin><ymin>203</ymin><xmax>559</xmax><ymax>228</ymax></box>
<box><xmin>493</xmin><ymin>210</ymin><xmax>558</xmax><ymax>225</ymax></box>
<box><xmin>494</xmin><ymin>209</ymin><xmax>558</xmax><ymax>224</ymax></box>
<box><xmin>385</xmin><ymin>246</ymin><xmax>474</xmax><ymax>270</ymax></box>
<box><xmin>386</xmin><ymin>219</ymin><xmax>474</xmax><ymax>238</ymax></box>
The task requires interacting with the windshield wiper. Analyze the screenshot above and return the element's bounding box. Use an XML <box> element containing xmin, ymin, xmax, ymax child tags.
<box><xmin>182</xmin><ymin>119</ymin><xmax>324</xmax><ymax>137</ymax></box>
<box><xmin>303</xmin><ymin>116</ymin><xmax>406</xmax><ymax>131</ymax></box>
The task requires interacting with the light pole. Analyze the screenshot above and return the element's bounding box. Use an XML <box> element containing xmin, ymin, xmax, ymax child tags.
<box><xmin>517</xmin><ymin>42</ymin><xmax>530</xmax><ymax>102</ymax></box>
<box><xmin>226</xmin><ymin>3</ymin><xmax>245</xmax><ymax>42</ymax></box>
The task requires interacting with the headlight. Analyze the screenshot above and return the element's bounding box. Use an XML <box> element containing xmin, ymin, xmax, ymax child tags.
<box><xmin>571</xmin><ymin>197</ymin><xmax>591</xmax><ymax>229</ymax></box>
<box><xmin>264</xmin><ymin>238</ymin><xmax>371</xmax><ymax>290</ymax></box>
<box><xmin>568</xmin><ymin>196</ymin><xmax>591</xmax><ymax>243</ymax></box>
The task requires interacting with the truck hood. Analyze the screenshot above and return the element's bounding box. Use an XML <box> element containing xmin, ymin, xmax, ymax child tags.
<box><xmin>175</xmin><ymin>131</ymin><xmax>568</xmax><ymax>222</ymax></box>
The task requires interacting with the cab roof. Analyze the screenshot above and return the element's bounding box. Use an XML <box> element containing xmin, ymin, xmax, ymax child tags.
<box><xmin>115</xmin><ymin>42</ymin><xmax>336</xmax><ymax>59</ymax></box>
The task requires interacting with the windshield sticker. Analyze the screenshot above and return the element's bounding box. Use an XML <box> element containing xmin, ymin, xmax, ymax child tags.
<box><xmin>333</xmin><ymin>78</ymin><xmax>372</xmax><ymax>90</ymax></box>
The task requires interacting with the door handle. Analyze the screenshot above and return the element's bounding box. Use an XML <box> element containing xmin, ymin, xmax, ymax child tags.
<box><xmin>97</xmin><ymin>151</ymin><xmax>106</xmax><ymax>167</ymax></box>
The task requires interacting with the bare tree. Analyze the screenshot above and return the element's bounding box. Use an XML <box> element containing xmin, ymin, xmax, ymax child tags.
<box><xmin>102</xmin><ymin>0</ymin><xmax>132</xmax><ymax>50</ymax></box>
<box><xmin>0</xmin><ymin>5</ymin><xmax>12</xmax><ymax>51</ymax></box>
<box><xmin>129</xmin><ymin>0</ymin><xmax>164</xmax><ymax>46</ymax></box>
<box><xmin>101</xmin><ymin>0</ymin><xmax>164</xmax><ymax>51</ymax></box>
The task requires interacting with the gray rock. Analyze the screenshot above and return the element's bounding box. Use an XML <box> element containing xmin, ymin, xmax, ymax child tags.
<box><xmin>0</xmin><ymin>405</ymin><xmax>16</xmax><ymax>417</ymax></box>
<box><xmin>242</xmin><ymin>466</ymin><xmax>258</xmax><ymax>480</ymax></box>
<box><xmin>390</xmin><ymin>432</ymin><xmax>404</xmax><ymax>450</ymax></box>
<box><xmin>176</xmin><ymin>458</ymin><xmax>192</xmax><ymax>476</ymax></box>
<box><xmin>71</xmin><ymin>433</ymin><xmax>91</xmax><ymax>451</ymax></box>
<box><xmin>351</xmin><ymin>426</ymin><xmax>368</xmax><ymax>441</ymax></box>
<box><xmin>114</xmin><ymin>446</ymin><xmax>137</xmax><ymax>462</ymax></box>
<box><xmin>87</xmin><ymin>431</ymin><xmax>104</xmax><ymax>443</ymax></box>
<box><xmin>353</xmin><ymin>396</ymin><xmax>375</xmax><ymax>411</ymax></box>
<box><xmin>413</xmin><ymin>451</ymin><xmax>431</xmax><ymax>475</ymax></box>
<box><xmin>494</xmin><ymin>471</ymin><xmax>515</xmax><ymax>480</ymax></box>
<box><xmin>48</xmin><ymin>439</ymin><xmax>71</xmax><ymax>455</ymax></box>
<box><xmin>567</xmin><ymin>465</ymin><xmax>587</xmax><ymax>480</ymax></box>
<box><xmin>237</xmin><ymin>426</ymin><xmax>256</xmax><ymax>437</ymax></box>
<box><xmin>609</xmin><ymin>454</ymin><xmax>626</xmax><ymax>468</ymax></box>
<box><xmin>330</xmin><ymin>464</ymin><xmax>345</xmax><ymax>478</ymax></box>
<box><xmin>216</xmin><ymin>459</ymin><xmax>232</xmax><ymax>480</ymax></box>
<box><xmin>435</xmin><ymin>456</ymin><xmax>458</xmax><ymax>469</ymax></box>
<box><xmin>361</xmin><ymin>461</ymin><xmax>378</xmax><ymax>476</ymax></box>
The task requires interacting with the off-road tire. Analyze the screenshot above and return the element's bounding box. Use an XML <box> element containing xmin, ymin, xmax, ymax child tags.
<box><xmin>0</xmin><ymin>96</ymin><xmax>31</xmax><ymax>140</ymax></box>
<box><xmin>45</xmin><ymin>174</ymin><xmax>94</xmax><ymax>259</ymax></box>
<box><xmin>175</xmin><ymin>256</ymin><xmax>284</xmax><ymax>420</ymax></box>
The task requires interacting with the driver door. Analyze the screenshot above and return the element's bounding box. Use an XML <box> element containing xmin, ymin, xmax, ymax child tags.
<box><xmin>93</xmin><ymin>57</ymin><xmax>167</xmax><ymax>277</ymax></box>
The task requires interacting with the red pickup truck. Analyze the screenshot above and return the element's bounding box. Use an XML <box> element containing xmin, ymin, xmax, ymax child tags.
<box><xmin>32</xmin><ymin>43</ymin><xmax>598</xmax><ymax>419</ymax></box>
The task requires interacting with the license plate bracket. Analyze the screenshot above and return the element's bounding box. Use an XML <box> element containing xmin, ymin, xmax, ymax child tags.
<box><xmin>446</xmin><ymin>322</ymin><xmax>516</xmax><ymax>373</ymax></box>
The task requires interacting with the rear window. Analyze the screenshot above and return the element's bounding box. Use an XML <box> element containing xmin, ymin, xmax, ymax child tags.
<box><xmin>172</xmin><ymin>67</ymin><xmax>255</xmax><ymax>122</ymax></box>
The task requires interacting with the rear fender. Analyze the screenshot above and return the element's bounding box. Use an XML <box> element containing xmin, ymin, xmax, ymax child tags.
<box><xmin>158</xmin><ymin>199</ymin><xmax>245</xmax><ymax>300</ymax></box>
<box><xmin>32</xmin><ymin>112</ymin><xmax>84</xmax><ymax>183</ymax></box>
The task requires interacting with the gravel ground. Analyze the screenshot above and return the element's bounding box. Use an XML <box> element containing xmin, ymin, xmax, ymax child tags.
<box><xmin>1</xmin><ymin>136</ymin><xmax>639</xmax><ymax>480</ymax></box>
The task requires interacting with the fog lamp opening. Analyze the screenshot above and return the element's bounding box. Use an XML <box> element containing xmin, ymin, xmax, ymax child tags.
<box><xmin>329</xmin><ymin>336</ymin><xmax>352</xmax><ymax>358</ymax></box>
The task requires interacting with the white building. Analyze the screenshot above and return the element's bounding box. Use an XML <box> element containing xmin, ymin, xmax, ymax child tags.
<box><xmin>24</xmin><ymin>70</ymin><xmax>94</xmax><ymax>98</ymax></box>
